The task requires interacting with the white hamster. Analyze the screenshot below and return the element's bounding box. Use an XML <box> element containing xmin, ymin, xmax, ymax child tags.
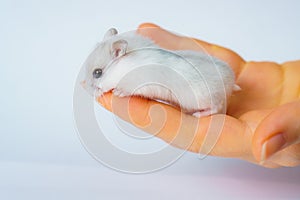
<box><xmin>82</xmin><ymin>28</ymin><xmax>240</xmax><ymax>117</ymax></box>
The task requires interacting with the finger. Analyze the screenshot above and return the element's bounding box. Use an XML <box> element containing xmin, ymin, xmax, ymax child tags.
<box><xmin>267</xmin><ymin>143</ymin><xmax>300</xmax><ymax>167</ymax></box>
<box><xmin>97</xmin><ymin>92</ymin><xmax>253</xmax><ymax>158</ymax></box>
<box><xmin>137</xmin><ymin>23</ymin><xmax>246</xmax><ymax>77</ymax></box>
<box><xmin>252</xmin><ymin>100</ymin><xmax>300</xmax><ymax>164</ymax></box>
<box><xmin>98</xmin><ymin>92</ymin><xmax>204</xmax><ymax>149</ymax></box>
<box><xmin>137</xmin><ymin>23</ymin><xmax>184</xmax><ymax>50</ymax></box>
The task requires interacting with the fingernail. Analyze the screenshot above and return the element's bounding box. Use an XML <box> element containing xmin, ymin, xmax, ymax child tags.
<box><xmin>260</xmin><ymin>134</ymin><xmax>286</xmax><ymax>164</ymax></box>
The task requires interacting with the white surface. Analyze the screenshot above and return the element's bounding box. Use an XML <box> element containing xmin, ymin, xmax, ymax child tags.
<box><xmin>0</xmin><ymin>0</ymin><xmax>300</xmax><ymax>199</ymax></box>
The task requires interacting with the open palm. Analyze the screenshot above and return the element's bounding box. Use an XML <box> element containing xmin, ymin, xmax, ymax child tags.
<box><xmin>98</xmin><ymin>23</ymin><xmax>300</xmax><ymax>168</ymax></box>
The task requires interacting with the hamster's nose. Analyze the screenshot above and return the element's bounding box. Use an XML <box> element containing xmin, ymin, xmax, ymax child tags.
<box><xmin>80</xmin><ymin>80</ymin><xmax>87</xmax><ymax>88</ymax></box>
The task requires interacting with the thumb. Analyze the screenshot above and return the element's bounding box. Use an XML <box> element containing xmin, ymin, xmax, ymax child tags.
<box><xmin>252</xmin><ymin>100</ymin><xmax>300</xmax><ymax>164</ymax></box>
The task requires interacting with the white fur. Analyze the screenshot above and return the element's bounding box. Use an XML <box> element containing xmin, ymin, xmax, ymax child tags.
<box><xmin>82</xmin><ymin>28</ymin><xmax>239</xmax><ymax>117</ymax></box>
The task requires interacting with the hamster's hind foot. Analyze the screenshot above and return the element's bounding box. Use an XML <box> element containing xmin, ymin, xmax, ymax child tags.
<box><xmin>192</xmin><ymin>107</ymin><xmax>220</xmax><ymax>118</ymax></box>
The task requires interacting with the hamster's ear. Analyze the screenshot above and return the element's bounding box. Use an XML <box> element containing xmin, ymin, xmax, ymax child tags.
<box><xmin>112</xmin><ymin>40</ymin><xmax>128</xmax><ymax>58</ymax></box>
<box><xmin>103</xmin><ymin>28</ymin><xmax>118</xmax><ymax>40</ymax></box>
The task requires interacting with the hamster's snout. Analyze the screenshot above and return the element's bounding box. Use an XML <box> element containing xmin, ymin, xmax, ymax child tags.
<box><xmin>80</xmin><ymin>80</ymin><xmax>87</xmax><ymax>88</ymax></box>
<box><xmin>80</xmin><ymin>79</ymin><xmax>104</xmax><ymax>97</ymax></box>
<box><xmin>80</xmin><ymin>80</ymin><xmax>94</xmax><ymax>96</ymax></box>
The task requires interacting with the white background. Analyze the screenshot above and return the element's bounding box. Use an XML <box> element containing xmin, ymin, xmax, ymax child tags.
<box><xmin>1</xmin><ymin>0</ymin><xmax>300</xmax><ymax>199</ymax></box>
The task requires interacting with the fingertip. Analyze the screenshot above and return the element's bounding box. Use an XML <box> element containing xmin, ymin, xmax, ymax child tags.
<box><xmin>137</xmin><ymin>23</ymin><xmax>185</xmax><ymax>50</ymax></box>
<box><xmin>97</xmin><ymin>92</ymin><xmax>113</xmax><ymax>111</ymax></box>
<box><xmin>137</xmin><ymin>22</ymin><xmax>165</xmax><ymax>39</ymax></box>
<box><xmin>137</xmin><ymin>22</ymin><xmax>161</xmax><ymax>29</ymax></box>
<box><xmin>252</xmin><ymin>120</ymin><xmax>278</xmax><ymax>162</ymax></box>
<box><xmin>252</xmin><ymin>129</ymin><xmax>264</xmax><ymax>162</ymax></box>
<box><xmin>251</xmin><ymin>108</ymin><xmax>283</xmax><ymax>162</ymax></box>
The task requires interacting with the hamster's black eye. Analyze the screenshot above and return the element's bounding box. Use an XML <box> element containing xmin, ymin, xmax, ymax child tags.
<box><xmin>93</xmin><ymin>68</ymin><xmax>102</xmax><ymax>79</ymax></box>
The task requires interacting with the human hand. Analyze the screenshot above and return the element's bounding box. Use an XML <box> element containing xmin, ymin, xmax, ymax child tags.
<box><xmin>97</xmin><ymin>23</ymin><xmax>300</xmax><ymax>168</ymax></box>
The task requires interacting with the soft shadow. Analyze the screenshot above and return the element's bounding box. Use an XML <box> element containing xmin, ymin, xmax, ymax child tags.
<box><xmin>166</xmin><ymin>153</ymin><xmax>300</xmax><ymax>184</ymax></box>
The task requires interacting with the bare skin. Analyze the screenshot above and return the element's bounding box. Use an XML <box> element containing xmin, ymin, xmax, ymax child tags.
<box><xmin>97</xmin><ymin>23</ymin><xmax>300</xmax><ymax>168</ymax></box>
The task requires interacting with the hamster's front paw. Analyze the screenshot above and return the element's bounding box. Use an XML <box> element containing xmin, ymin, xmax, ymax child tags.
<box><xmin>192</xmin><ymin>103</ymin><xmax>224</xmax><ymax>118</ymax></box>
<box><xmin>113</xmin><ymin>88</ymin><xmax>131</xmax><ymax>97</ymax></box>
